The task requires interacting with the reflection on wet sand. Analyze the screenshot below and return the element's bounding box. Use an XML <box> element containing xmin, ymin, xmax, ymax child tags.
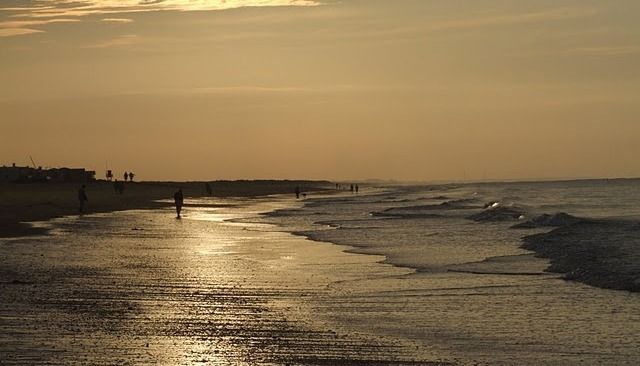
<box><xmin>0</xmin><ymin>197</ymin><xmax>445</xmax><ymax>365</ymax></box>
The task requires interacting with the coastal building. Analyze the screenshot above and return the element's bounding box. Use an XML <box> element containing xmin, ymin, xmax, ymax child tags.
<box><xmin>0</xmin><ymin>163</ymin><xmax>96</xmax><ymax>183</ymax></box>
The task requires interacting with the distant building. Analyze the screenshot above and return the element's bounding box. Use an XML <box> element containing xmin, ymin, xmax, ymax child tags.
<box><xmin>0</xmin><ymin>163</ymin><xmax>96</xmax><ymax>183</ymax></box>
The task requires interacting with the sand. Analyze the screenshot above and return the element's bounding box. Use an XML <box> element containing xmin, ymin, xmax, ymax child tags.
<box><xmin>0</xmin><ymin>180</ymin><xmax>331</xmax><ymax>238</ymax></box>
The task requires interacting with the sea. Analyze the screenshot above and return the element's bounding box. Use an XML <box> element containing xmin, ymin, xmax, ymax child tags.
<box><xmin>1</xmin><ymin>179</ymin><xmax>639</xmax><ymax>365</ymax></box>
<box><xmin>253</xmin><ymin>179</ymin><xmax>640</xmax><ymax>365</ymax></box>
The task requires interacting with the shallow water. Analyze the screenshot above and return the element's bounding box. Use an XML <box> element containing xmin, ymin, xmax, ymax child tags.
<box><xmin>257</xmin><ymin>180</ymin><xmax>640</xmax><ymax>365</ymax></box>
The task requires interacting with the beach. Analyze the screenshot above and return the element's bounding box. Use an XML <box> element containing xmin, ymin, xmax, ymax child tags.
<box><xmin>0</xmin><ymin>193</ymin><xmax>448</xmax><ymax>365</ymax></box>
<box><xmin>2</xmin><ymin>181</ymin><xmax>640</xmax><ymax>365</ymax></box>
<box><xmin>0</xmin><ymin>180</ymin><xmax>330</xmax><ymax>237</ymax></box>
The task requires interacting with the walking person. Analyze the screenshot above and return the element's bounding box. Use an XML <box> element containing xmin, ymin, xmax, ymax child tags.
<box><xmin>78</xmin><ymin>184</ymin><xmax>88</xmax><ymax>214</ymax></box>
<box><xmin>124</xmin><ymin>172</ymin><xmax>129</xmax><ymax>182</ymax></box>
<box><xmin>174</xmin><ymin>188</ymin><xmax>184</xmax><ymax>219</ymax></box>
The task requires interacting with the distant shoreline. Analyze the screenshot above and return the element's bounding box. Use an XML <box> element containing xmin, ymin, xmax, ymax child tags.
<box><xmin>0</xmin><ymin>180</ymin><xmax>332</xmax><ymax>238</ymax></box>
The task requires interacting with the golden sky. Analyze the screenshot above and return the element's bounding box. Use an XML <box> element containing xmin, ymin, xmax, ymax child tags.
<box><xmin>1</xmin><ymin>0</ymin><xmax>639</xmax><ymax>181</ymax></box>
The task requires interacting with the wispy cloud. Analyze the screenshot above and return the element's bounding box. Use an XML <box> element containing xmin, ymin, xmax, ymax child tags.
<box><xmin>84</xmin><ymin>34</ymin><xmax>139</xmax><ymax>48</ymax></box>
<box><xmin>0</xmin><ymin>18</ymin><xmax>80</xmax><ymax>37</ymax></box>
<box><xmin>119</xmin><ymin>84</ymin><xmax>406</xmax><ymax>97</ymax></box>
<box><xmin>0</xmin><ymin>0</ymin><xmax>320</xmax><ymax>36</ymax></box>
<box><xmin>271</xmin><ymin>6</ymin><xmax>599</xmax><ymax>44</ymax></box>
<box><xmin>427</xmin><ymin>7</ymin><xmax>598</xmax><ymax>32</ymax></box>
<box><xmin>102</xmin><ymin>18</ymin><xmax>134</xmax><ymax>23</ymax></box>
<box><xmin>0</xmin><ymin>28</ymin><xmax>44</xmax><ymax>37</ymax></box>
<box><xmin>2</xmin><ymin>0</ymin><xmax>320</xmax><ymax>18</ymax></box>
<box><xmin>567</xmin><ymin>46</ymin><xmax>640</xmax><ymax>57</ymax></box>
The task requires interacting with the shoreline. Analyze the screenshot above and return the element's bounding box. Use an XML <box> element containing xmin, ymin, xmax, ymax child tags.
<box><xmin>262</xmin><ymin>188</ymin><xmax>640</xmax><ymax>294</ymax></box>
<box><xmin>0</xmin><ymin>180</ymin><xmax>332</xmax><ymax>238</ymax></box>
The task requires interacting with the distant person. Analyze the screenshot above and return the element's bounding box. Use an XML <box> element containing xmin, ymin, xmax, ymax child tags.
<box><xmin>355</xmin><ymin>184</ymin><xmax>359</xmax><ymax>194</ymax></box>
<box><xmin>205</xmin><ymin>182</ymin><xmax>212</xmax><ymax>196</ymax></box>
<box><xmin>302</xmin><ymin>193</ymin><xmax>307</xmax><ymax>199</ymax></box>
<box><xmin>174</xmin><ymin>188</ymin><xmax>184</xmax><ymax>219</ymax></box>
<box><xmin>124</xmin><ymin>172</ymin><xmax>129</xmax><ymax>182</ymax></box>
<box><xmin>295</xmin><ymin>186</ymin><xmax>300</xmax><ymax>199</ymax></box>
<box><xmin>129</xmin><ymin>172</ymin><xmax>135</xmax><ymax>182</ymax></box>
<box><xmin>336</xmin><ymin>183</ymin><xmax>339</xmax><ymax>190</ymax></box>
<box><xmin>78</xmin><ymin>184</ymin><xmax>88</xmax><ymax>214</ymax></box>
<box><xmin>350</xmin><ymin>184</ymin><xmax>354</xmax><ymax>193</ymax></box>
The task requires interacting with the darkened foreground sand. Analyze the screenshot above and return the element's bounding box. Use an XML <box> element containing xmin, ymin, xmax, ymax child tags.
<box><xmin>0</xmin><ymin>180</ymin><xmax>330</xmax><ymax>237</ymax></box>
<box><xmin>523</xmin><ymin>219</ymin><xmax>640</xmax><ymax>292</ymax></box>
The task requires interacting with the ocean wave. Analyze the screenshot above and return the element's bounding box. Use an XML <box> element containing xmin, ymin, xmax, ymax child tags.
<box><xmin>378</xmin><ymin>199</ymin><xmax>480</xmax><ymax>214</ymax></box>
<box><xmin>522</xmin><ymin>219</ymin><xmax>640</xmax><ymax>292</ymax></box>
<box><xmin>467</xmin><ymin>206</ymin><xmax>526</xmax><ymax>222</ymax></box>
<box><xmin>370</xmin><ymin>212</ymin><xmax>443</xmax><ymax>219</ymax></box>
<box><xmin>512</xmin><ymin>213</ymin><xmax>582</xmax><ymax>229</ymax></box>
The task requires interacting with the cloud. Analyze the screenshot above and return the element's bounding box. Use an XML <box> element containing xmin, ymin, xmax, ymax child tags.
<box><xmin>0</xmin><ymin>18</ymin><xmax>80</xmax><ymax>37</ymax></box>
<box><xmin>119</xmin><ymin>84</ymin><xmax>407</xmax><ymax>97</ymax></box>
<box><xmin>84</xmin><ymin>34</ymin><xmax>139</xmax><ymax>48</ymax></box>
<box><xmin>0</xmin><ymin>28</ymin><xmax>44</xmax><ymax>37</ymax></box>
<box><xmin>0</xmin><ymin>18</ymin><xmax>80</xmax><ymax>28</ymax></box>
<box><xmin>1</xmin><ymin>0</ymin><xmax>321</xmax><ymax>18</ymax></box>
<box><xmin>259</xmin><ymin>6</ymin><xmax>599</xmax><ymax>44</ymax></box>
<box><xmin>0</xmin><ymin>0</ymin><xmax>320</xmax><ymax>36</ymax></box>
<box><xmin>101</xmin><ymin>18</ymin><xmax>134</xmax><ymax>23</ymax></box>
<box><xmin>426</xmin><ymin>7</ymin><xmax>598</xmax><ymax>32</ymax></box>
<box><xmin>567</xmin><ymin>46</ymin><xmax>640</xmax><ymax>57</ymax></box>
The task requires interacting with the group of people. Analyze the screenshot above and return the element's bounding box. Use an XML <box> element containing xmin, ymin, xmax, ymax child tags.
<box><xmin>294</xmin><ymin>186</ymin><xmax>308</xmax><ymax>199</ymax></box>
<box><xmin>123</xmin><ymin>171</ymin><xmax>135</xmax><ymax>182</ymax></box>
<box><xmin>105</xmin><ymin>171</ymin><xmax>136</xmax><ymax>195</ymax></box>
<box><xmin>77</xmin><ymin>183</ymin><xmax>185</xmax><ymax>218</ymax></box>
<box><xmin>77</xmin><ymin>181</ymin><xmax>358</xmax><ymax>218</ymax></box>
<box><xmin>334</xmin><ymin>183</ymin><xmax>360</xmax><ymax>193</ymax></box>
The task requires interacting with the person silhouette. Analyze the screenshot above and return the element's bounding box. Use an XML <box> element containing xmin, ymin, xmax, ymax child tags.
<box><xmin>355</xmin><ymin>184</ymin><xmax>359</xmax><ymax>194</ymax></box>
<box><xmin>174</xmin><ymin>188</ymin><xmax>184</xmax><ymax>218</ymax></box>
<box><xmin>295</xmin><ymin>186</ymin><xmax>300</xmax><ymax>199</ymax></box>
<box><xmin>78</xmin><ymin>184</ymin><xmax>88</xmax><ymax>214</ymax></box>
<box><xmin>129</xmin><ymin>172</ymin><xmax>135</xmax><ymax>182</ymax></box>
<box><xmin>124</xmin><ymin>172</ymin><xmax>129</xmax><ymax>182</ymax></box>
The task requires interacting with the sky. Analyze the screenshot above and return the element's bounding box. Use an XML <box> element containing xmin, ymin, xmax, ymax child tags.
<box><xmin>1</xmin><ymin>0</ymin><xmax>639</xmax><ymax>181</ymax></box>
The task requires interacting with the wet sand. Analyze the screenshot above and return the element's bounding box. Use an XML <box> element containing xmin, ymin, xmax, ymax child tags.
<box><xmin>0</xmin><ymin>180</ymin><xmax>330</xmax><ymax>237</ymax></box>
<box><xmin>0</xmin><ymin>196</ymin><xmax>448</xmax><ymax>365</ymax></box>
